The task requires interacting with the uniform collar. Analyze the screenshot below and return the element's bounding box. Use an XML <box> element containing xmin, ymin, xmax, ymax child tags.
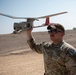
<box><xmin>51</xmin><ymin>40</ymin><xmax>64</xmax><ymax>48</ymax></box>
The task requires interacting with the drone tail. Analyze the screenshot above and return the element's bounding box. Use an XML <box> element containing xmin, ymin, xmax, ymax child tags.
<box><xmin>44</xmin><ymin>17</ymin><xmax>50</xmax><ymax>26</ymax></box>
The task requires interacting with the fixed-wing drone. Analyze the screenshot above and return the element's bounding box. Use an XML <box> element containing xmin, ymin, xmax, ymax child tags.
<box><xmin>0</xmin><ymin>11</ymin><xmax>68</xmax><ymax>33</ymax></box>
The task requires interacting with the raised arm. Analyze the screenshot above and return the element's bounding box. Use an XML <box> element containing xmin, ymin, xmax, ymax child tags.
<box><xmin>26</xmin><ymin>28</ymin><xmax>43</xmax><ymax>54</ymax></box>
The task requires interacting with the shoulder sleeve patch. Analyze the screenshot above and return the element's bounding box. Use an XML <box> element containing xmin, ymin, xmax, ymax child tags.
<box><xmin>68</xmin><ymin>49</ymin><xmax>76</xmax><ymax>55</ymax></box>
<box><xmin>68</xmin><ymin>49</ymin><xmax>76</xmax><ymax>60</ymax></box>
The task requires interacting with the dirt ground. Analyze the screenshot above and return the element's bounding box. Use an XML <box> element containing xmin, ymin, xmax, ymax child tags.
<box><xmin>0</xmin><ymin>49</ymin><xmax>44</xmax><ymax>75</ymax></box>
<box><xmin>0</xmin><ymin>30</ymin><xmax>76</xmax><ymax>75</ymax></box>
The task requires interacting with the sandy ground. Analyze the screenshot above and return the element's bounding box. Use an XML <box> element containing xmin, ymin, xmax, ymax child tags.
<box><xmin>0</xmin><ymin>49</ymin><xmax>44</xmax><ymax>75</ymax></box>
<box><xmin>0</xmin><ymin>30</ymin><xmax>76</xmax><ymax>75</ymax></box>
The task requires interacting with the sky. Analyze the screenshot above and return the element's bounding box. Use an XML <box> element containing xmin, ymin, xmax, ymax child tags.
<box><xmin>0</xmin><ymin>0</ymin><xmax>76</xmax><ymax>34</ymax></box>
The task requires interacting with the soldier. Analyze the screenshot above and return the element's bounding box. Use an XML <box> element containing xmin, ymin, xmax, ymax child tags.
<box><xmin>26</xmin><ymin>23</ymin><xmax>76</xmax><ymax>75</ymax></box>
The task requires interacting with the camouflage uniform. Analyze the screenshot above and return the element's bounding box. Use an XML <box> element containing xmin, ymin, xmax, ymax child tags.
<box><xmin>27</xmin><ymin>38</ymin><xmax>76</xmax><ymax>75</ymax></box>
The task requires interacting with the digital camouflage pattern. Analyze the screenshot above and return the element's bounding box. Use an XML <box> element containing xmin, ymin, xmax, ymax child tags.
<box><xmin>27</xmin><ymin>38</ymin><xmax>76</xmax><ymax>75</ymax></box>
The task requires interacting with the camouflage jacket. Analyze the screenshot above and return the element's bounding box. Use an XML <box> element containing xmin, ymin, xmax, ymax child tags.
<box><xmin>27</xmin><ymin>38</ymin><xmax>76</xmax><ymax>75</ymax></box>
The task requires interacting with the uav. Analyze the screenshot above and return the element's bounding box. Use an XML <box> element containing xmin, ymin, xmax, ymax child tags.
<box><xmin>0</xmin><ymin>12</ymin><xmax>67</xmax><ymax>34</ymax></box>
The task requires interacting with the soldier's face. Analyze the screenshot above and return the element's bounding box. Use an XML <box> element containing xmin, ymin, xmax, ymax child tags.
<box><xmin>48</xmin><ymin>28</ymin><xmax>64</xmax><ymax>41</ymax></box>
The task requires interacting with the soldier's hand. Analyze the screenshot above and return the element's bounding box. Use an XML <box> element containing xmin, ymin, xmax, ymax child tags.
<box><xmin>26</xmin><ymin>27</ymin><xmax>33</xmax><ymax>40</ymax></box>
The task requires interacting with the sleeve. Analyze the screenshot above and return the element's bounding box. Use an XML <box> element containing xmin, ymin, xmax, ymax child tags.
<box><xmin>66</xmin><ymin>48</ymin><xmax>76</xmax><ymax>75</ymax></box>
<box><xmin>27</xmin><ymin>38</ymin><xmax>44</xmax><ymax>54</ymax></box>
<box><xmin>70</xmin><ymin>66</ymin><xmax>76</xmax><ymax>75</ymax></box>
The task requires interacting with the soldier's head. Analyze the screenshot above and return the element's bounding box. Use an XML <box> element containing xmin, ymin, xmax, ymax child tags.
<box><xmin>47</xmin><ymin>23</ymin><xmax>65</xmax><ymax>42</ymax></box>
